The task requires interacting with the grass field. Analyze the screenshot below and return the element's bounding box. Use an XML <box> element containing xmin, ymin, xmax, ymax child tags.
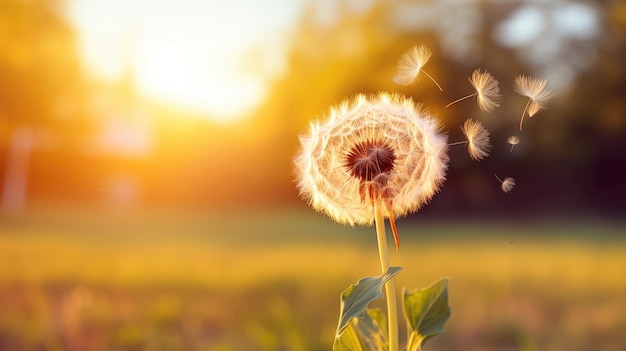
<box><xmin>0</xmin><ymin>208</ymin><xmax>624</xmax><ymax>351</ymax></box>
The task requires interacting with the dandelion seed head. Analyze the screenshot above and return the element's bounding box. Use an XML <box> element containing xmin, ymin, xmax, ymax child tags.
<box><xmin>470</xmin><ymin>69</ymin><xmax>501</xmax><ymax>112</ymax></box>
<box><xmin>393</xmin><ymin>44</ymin><xmax>432</xmax><ymax>86</ymax></box>
<box><xmin>461</xmin><ymin>119</ymin><xmax>491</xmax><ymax>161</ymax></box>
<box><xmin>294</xmin><ymin>92</ymin><xmax>449</xmax><ymax>226</ymax></box>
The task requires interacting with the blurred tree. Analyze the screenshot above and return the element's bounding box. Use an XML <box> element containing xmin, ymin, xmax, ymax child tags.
<box><xmin>0</xmin><ymin>0</ymin><xmax>86</xmax><ymax>130</ymax></box>
<box><xmin>0</xmin><ymin>0</ymin><xmax>89</xmax><ymax>212</ymax></box>
<box><xmin>559</xmin><ymin>1</ymin><xmax>626</xmax><ymax>214</ymax></box>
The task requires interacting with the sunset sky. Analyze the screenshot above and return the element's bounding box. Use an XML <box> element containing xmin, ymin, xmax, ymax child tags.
<box><xmin>66</xmin><ymin>0</ymin><xmax>307</xmax><ymax>123</ymax></box>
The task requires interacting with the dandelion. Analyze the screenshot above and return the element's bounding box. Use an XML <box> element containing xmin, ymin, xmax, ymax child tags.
<box><xmin>295</xmin><ymin>92</ymin><xmax>449</xmax><ymax>234</ymax></box>
<box><xmin>507</xmin><ymin>135</ymin><xmax>520</xmax><ymax>152</ymax></box>
<box><xmin>449</xmin><ymin>119</ymin><xmax>491</xmax><ymax>161</ymax></box>
<box><xmin>514</xmin><ymin>75</ymin><xmax>553</xmax><ymax>131</ymax></box>
<box><xmin>294</xmin><ymin>92</ymin><xmax>448</xmax><ymax>351</ymax></box>
<box><xmin>445</xmin><ymin>69</ymin><xmax>501</xmax><ymax>112</ymax></box>
<box><xmin>393</xmin><ymin>44</ymin><xmax>443</xmax><ymax>91</ymax></box>
<box><xmin>495</xmin><ymin>175</ymin><xmax>516</xmax><ymax>193</ymax></box>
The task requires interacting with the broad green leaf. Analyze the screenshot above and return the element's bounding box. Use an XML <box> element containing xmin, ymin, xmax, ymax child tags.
<box><xmin>334</xmin><ymin>308</ymin><xmax>388</xmax><ymax>351</ymax></box>
<box><xmin>356</xmin><ymin>309</ymin><xmax>388</xmax><ymax>351</ymax></box>
<box><xmin>333</xmin><ymin>266</ymin><xmax>402</xmax><ymax>350</ymax></box>
<box><xmin>334</xmin><ymin>319</ymin><xmax>367</xmax><ymax>351</ymax></box>
<box><xmin>403</xmin><ymin>278</ymin><xmax>451</xmax><ymax>351</ymax></box>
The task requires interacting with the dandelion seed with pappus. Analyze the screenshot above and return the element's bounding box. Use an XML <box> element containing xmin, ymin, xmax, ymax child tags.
<box><xmin>508</xmin><ymin>136</ymin><xmax>520</xmax><ymax>152</ymax></box>
<box><xmin>446</xmin><ymin>69</ymin><xmax>501</xmax><ymax>112</ymax></box>
<box><xmin>449</xmin><ymin>119</ymin><xmax>492</xmax><ymax>161</ymax></box>
<box><xmin>496</xmin><ymin>175</ymin><xmax>516</xmax><ymax>193</ymax></box>
<box><xmin>514</xmin><ymin>75</ymin><xmax>553</xmax><ymax>131</ymax></box>
<box><xmin>393</xmin><ymin>44</ymin><xmax>443</xmax><ymax>91</ymax></box>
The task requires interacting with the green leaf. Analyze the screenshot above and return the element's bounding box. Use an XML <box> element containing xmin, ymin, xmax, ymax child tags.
<box><xmin>403</xmin><ymin>278</ymin><xmax>451</xmax><ymax>351</ymax></box>
<box><xmin>334</xmin><ymin>308</ymin><xmax>388</xmax><ymax>351</ymax></box>
<box><xmin>333</xmin><ymin>266</ymin><xmax>402</xmax><ymax>351</ymax></box>
<box><xmin>356</xmin><ymin>309</ymin><xmax>388</xmax><ymax>351</ymax></box>
<box><xmin>333</xmin><ymin>319</ymin><xmax>367</xmax><ymax>351</ymax></box>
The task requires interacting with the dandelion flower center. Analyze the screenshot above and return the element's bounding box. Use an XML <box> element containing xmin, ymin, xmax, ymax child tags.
<box><xmin>345</xmin><ymin>140</ymin><xmax>396</xmax><ymax>181</ymax></box>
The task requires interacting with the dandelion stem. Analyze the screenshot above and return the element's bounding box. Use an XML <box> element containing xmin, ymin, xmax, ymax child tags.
<box><xmin>445</xmin><ymin>93</ymin><xmax>477</xmax><ymax>108</ymax></box>
<box><xmin>374</xmin><ymin>203</ymin><xmax>399</xmax><ymax>351</ymax></box>
<box><xmin>519</xmin><ymin>99</ymin><xmax>531</xmax><ymax>131</ymax></box>
<box><xmin>422</xmin><ymin>70</ymin><xmax>444</xmax><ymax>92</ymax></box>
<box><xmin>448</xmin><ymin>141</ymin><xmax>468</xmax><ymax>146</ymax></box>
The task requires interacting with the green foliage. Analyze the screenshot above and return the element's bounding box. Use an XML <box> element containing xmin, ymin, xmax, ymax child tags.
<box><xmin>334</xmin><ymin>309</ymin><xmax>388</xmax><ymax>351</ymax></box>
<box><xmin>335</xmin><ymin>266</ymin><xmax>402</xmax><ymax>341</ymax></box>
<box><xmin>404</xmin><ymin>279</ymin><xmax>451</xmax><ymax>351</ymax></box>
<box><xmin>333</xmin><ymin>318</ymin><xmax>368</xmax><ymax>351</ymax></box>
<box><xmin>334</xmin><ymin>271</ymin><xmax>451</xmax><ymax>351</ymax></box>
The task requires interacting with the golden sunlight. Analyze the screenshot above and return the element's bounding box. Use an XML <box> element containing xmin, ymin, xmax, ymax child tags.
<box><xmin>132</xmin><ymin>38</ymin><xmax>264</xmax><ymax>123</ymax></box>
<box><xmin>67</xmin><ymin>0</ymin><xmax>302</xmax><ymax>123</ymax></box>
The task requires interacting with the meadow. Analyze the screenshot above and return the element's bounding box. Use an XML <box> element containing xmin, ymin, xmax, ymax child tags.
<box><xmin>0</xmin><ymin>208</ymin><xmax>624</xmax><ymax>351</ymax></box>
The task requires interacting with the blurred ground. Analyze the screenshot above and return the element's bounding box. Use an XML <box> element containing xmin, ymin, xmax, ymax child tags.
<box><xmin>0</xmin><ymin>208</ymin><xmax>624</xmax><ymax>351</ymax></box>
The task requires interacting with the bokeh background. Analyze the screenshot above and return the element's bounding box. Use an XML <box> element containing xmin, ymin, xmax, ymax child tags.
<box><xmin>0</xmin><ymin>0</ymin><xmax>624</xmax><ymax>350</ymax></box>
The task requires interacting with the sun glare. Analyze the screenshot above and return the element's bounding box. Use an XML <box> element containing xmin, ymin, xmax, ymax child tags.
<box><xmin>132</xmin><ymin>38</ymin><xmax>264</xmax><ymax>123</ymax></box>
<box><xmin>67</xmin><ymin>0</ymin><xmax>300</xmax><ymax>123</ymax></box>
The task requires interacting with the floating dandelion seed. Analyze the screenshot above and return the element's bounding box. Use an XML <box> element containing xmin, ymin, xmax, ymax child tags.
<box><xmin>462</xmin><ymin>119</ymin><xmax>491</xmax><ymax>161</ymax></box>
<box><xmin>514</xmin><ymin>75</ymin><xmax>553</xmax><ymax>131</ymax></box>
<box><xmin>449</xmin><ymin>119</ymin><xmax>491</xmax><ymax>161</ymax></box>
<box><xmin>445</xmin><ymin>69</ymin><xmax>501</xmax><ymax>112</ymax></box>
<box><xmin>394</xmin><ymin>44</ymin><xmax>443</xmax><ymax>91</ymax></box>
<box><xmin>495</xmin><ymin>175</ymin><xmax>516</xmax><ymax>193</ymax></box>
<box><xmin>294</xmin><ymin>92</ymin><xmax>449</xmax><ymax>250</ymax></box>
<box><xmin>507</xmin><ymin>135</ymin><xmax>520</xmax><ymax>152</ymax></box>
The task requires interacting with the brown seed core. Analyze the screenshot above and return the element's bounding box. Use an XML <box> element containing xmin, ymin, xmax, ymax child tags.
<box><xmin>344</xmin><ymin>140</ymin><xmax>396</xmax><ymax>181</ymax></box>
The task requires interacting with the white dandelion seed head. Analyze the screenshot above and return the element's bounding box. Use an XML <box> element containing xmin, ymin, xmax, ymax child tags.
<box><xmin>393</xmin><ymin>44</ymin><xmax>432</xmax><ymax>86</ymax></box>
<box><xmin>470</xmin><ymin>69</ymin><xmax>501</xmax><ymax>113</ymax></box>
<box><xmin>294</xmin><ymin>92</ymin><xmax>449</xmax><ymax>226</ymax></box>
<box><xmin>500</xmin><ymin>177</ymin><xmax>516</xmax><ymax>193</ymax></box>
<box><xmin>461</xmin><ymin>119</ymin><xmax>491</xmax><ymax>161</ymax></box>
<box><xmin>514</xmin><ymin>75</ymin><xmax>553</xmax><ymax>116</ymax></box>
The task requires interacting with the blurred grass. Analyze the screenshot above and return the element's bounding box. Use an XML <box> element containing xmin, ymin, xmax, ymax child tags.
<box><xmin>0</xmin><ymin>208</ymin><xmax>625</xmax><ymax>350</ymax></box>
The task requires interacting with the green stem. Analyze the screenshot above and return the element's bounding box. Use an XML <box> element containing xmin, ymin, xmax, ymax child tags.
<box><xmin>374</xmin><ymin>203</ymin><xmax>399</xmax><ymax>351</ymax></box>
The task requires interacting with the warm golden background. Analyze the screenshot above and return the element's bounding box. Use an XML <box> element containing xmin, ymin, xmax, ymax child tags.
<box><xmin>0</xmin><ymin>1</ymin><xmax>624</xmax><ymax>350</ymax></box>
